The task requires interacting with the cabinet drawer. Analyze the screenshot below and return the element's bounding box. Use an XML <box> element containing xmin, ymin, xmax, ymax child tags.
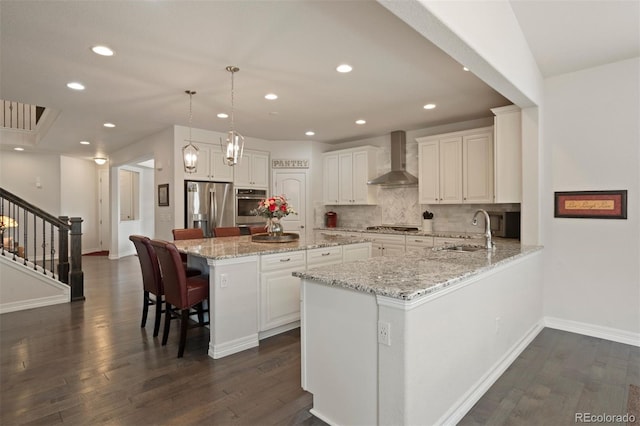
<box><xmin>261</xmin><ymin>251</ymin><xmax>306</xmax><ymax>271</ymax></box>
<box><xmin>406</xmin><ymin>236</ymin><xmax>434</xmax><ymax>250</ymax></box>
<box><xmin>433</xmin><ymin>237</ymin><xmax>468</xmax><ymax>247</ymax></box>
<box><xmin>307</xmin><ymin>246</ymin><xmax>343</xmax><ymax>267</ymax></box>
<box><xmin>362</xmin><ymin>233</ymin><xmax>405</xmax><ymax>244</ymax></box>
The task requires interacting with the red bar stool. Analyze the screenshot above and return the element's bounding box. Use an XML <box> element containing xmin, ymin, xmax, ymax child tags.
<box><xmin>150</xmin><ymin>239</ymin><xmax>209</xmax><ymax>358</ymax></box>
<box><xmin>171</xmin><ymin>228</ymin><xmax>203</xmax><ymax>277</ymax></box>
<box><xmin>129</xmin><ymin>235</ymin><xmax>164</xmax><ymax>337</ymax></box>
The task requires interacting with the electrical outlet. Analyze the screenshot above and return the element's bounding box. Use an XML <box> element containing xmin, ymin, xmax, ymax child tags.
<box><xmin>378</xmin><ymin>321</ymin><xmax>391</xmax><ymax>346</ymax></box>
<box><xmin>220</xmin><ymin>273</ymin><xmax>228</xmax><ymax>288</ymax></box>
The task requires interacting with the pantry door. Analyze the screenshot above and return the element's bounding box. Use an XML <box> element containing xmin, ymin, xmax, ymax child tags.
<box><xmin>272</xmin><ymin>171</ymin><xmax>306</xmax><ymax>235</ymax></box>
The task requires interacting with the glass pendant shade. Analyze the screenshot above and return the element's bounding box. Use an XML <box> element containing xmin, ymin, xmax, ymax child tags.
<box><xmin>223</xmin><ymin>130</ymin><xmax>245</xmax><ymax>166</ymax></box>
<box><xmin>182</xmin><ymin>142</ymin><xmax>199</xmax><ymax>173</ymax></box>
<box><xmin>182</xmin><ymin>90</ymin><xmax>198</xmax><ymax>173</ymax></box>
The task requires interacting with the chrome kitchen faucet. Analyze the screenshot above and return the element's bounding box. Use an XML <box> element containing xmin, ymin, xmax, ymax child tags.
<box><xmin>472</xmin><ymin>209</ymin><xmax>495</xmax><ymax>249</ymax></box>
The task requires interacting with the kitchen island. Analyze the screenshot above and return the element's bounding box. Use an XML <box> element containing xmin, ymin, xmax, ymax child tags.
<box><xmin>173</xmin><ymin>234</ymin><xmax>371</xmax><ymax>359</ymax></box>
<box><xmin>293</xmin><ymin>240</ymin><xmax>543</xmax><ymax>425</ymax></box>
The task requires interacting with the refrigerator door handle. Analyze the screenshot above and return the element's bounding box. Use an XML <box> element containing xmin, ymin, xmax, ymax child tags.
<box><xmin>210</xmin><ymin>189</ymin><xmax>217</xmax><ymax>229</ymax></box>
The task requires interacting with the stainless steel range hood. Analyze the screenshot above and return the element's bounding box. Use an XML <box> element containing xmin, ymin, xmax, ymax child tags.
<box><xmin>367</xmin><ymin>130</ymin><xmax>418</xmax><ymax>186</ymax></box>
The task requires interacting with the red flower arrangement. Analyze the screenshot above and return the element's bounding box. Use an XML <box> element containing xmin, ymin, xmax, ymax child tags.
<box><xmin>251</xmin><ymin>195</ymin><xmax>297</xmax><ymax>219</ymax></box>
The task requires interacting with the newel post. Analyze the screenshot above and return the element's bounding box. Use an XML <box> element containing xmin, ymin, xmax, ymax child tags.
<box><xmin>57</xmin><ymin>216</ymin><xmax>70</xmax><ymax>284</ymax></box>
<box><xmin>69</xmin><ymin>217</ymin><xmax>85</xmax><ymax>301</ymax></box>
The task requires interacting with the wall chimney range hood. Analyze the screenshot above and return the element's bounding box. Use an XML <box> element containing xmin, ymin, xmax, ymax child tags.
<box><xmin>367</xmin><ymin>130</ymin><xmax>418</xmax><ymax>186</ymax></box>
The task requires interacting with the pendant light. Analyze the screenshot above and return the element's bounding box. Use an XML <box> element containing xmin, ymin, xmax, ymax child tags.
<box><xmin>220</xmin><ymin>66</ymin><xmax>244</xmax><ymax>166</ymax></box>
<box><xmin>182</xmin><ymin>90</ymin><xmax>199</xmax><ymax>173</ymax></box>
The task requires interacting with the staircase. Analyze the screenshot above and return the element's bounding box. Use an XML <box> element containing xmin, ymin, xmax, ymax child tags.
<box><xmin>0</xmin><ymin>188</ymin><xmax>84</xmax><ymax>313</ymax></box>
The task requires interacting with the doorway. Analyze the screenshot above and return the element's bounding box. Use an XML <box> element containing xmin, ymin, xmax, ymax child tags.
<box><xmin>273</xmin><ymin>171</ymin><xmax>306</xmax><ymax>236</ymax></box>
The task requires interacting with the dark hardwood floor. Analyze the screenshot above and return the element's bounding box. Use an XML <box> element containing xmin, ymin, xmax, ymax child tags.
<box><xmin>0</xmin><ymin>255</ymin><xmax>325</xmax><ymax>426</ymax></box>
<box><xmin>1</xmin><ymin>255</ymin><xmax>638</xmax><ymax>425</ymax></box>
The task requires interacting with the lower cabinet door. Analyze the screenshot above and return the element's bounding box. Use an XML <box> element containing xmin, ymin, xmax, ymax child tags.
<box><xmin>260</xmin><ymin>268</ymin><xmax>301</xmax><ymax>331</ymax></box>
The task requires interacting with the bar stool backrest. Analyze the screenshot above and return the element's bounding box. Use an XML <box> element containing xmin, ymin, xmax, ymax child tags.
<box><xmin>129</xmin><ymin>235</ymin><xmax>163</xmax><ymax>295</ymax></box>
<box><xmin>172</xmin><ymin>228</ymin><xmax>204</xmax><ymax>240</ymax></box>
<box><xmin>150</xmin><ymin>239</ymin><xmax>188</xmax><ymax>309</ymax></box>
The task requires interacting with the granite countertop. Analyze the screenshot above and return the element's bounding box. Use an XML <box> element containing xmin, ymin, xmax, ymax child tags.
<box><xmin>293</xmin><ymin>240</ymin><xmax>542</xmax><ymax>301</ymax></box>
<box><xmin>172</xmin><ymin>234</ymin><xmax>370</xmax><ymax>260</ymax></box>
<box><xmin>316</xmin><ymin>226</ymin><xmax>479</xmax><ymax>239</ymax></box>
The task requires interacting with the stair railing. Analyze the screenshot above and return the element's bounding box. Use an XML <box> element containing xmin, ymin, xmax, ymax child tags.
<box><xmin>0</xmin><ymin>187</ymin><xmax>84</xmax><ymax>301</ymax></box>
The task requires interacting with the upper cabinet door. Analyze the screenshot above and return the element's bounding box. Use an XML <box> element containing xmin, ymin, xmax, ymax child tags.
<box><xmin>338</xmin><ymin>152</ymin><xmax>354</xmax><ymax>204</ymax></box>
<box><xmin>211</xmin><ymin>147</ymin><xmax>234</xmax><ymax>182</ymax></box>
<box><xmin>234</xmin><ymin>150</ymin><xmax>269</xmax><ymax>188</ymax></box>
<box><xmin>439</xmin><ymin>136</ymin><xmax>463</xmax><ymax>204</ymax></box>
<box><xmin>418</xmin><ymin>141</ymin><xmax>440</xmax><ymax>204</ymax></box>
<box><xmin>323</xmin><ymin>153</ymin><xmax>339</xmax><ymax>204</ymax></box>
<box><xmin>463</xmin><ymin>131</ymin><xmax>494</xmax><ymax>203</ymax></box>
<box><xmin>492</xmin><ymin>105</ymin><xmax>522</xmax><ymax>203</ymax></box>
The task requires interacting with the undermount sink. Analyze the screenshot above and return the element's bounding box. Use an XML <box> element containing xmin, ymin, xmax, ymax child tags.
<box><xmin>441</xmin><ymin>245</ymin><xmax>485</xmax><ymax>252</ymax></box>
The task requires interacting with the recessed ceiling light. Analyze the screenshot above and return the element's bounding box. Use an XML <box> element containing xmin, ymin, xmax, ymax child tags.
<box><xmin>305</xmin><ymin>131</ymin><xmax>315</xmax><ymax>136</ymax></box>
<box><xmin>336</xmin><ymin>64</ymin><xmax>353</xmax><ymax>73</ymax></box>
<box><xmin>463</xmin><ymin>66</ymin><xmax>470</xmax><ymax>72</ymax></box>
<box><xmin>423</xmin><ymin>104</ymin><xmax>436</xmax><ymax>110</ymax></box>
<box><xmin>355</xmin><ymin>119</ymin><xmax>366</xmax><ymax>125</ymax></box>
<box><xmin>67</xmin><ymin>82</ymin><xmax>85</xmax><ymax>91</ymax></box>
<box><xmin>80</xmin><ymin>140</ymin><xmax>90</xmax><ymax>145</ymax></box>
<box><xmin>103</xmin><ymin>122</ymin><xmax>116</xmax><ymax>128</ymax></box>
<box><xmin>217</xmin><ymin>113</ymin><xmax>229</xmax><ymax>119</ymax></box>
<box><xmin>14</xmin><ymin>147</ymin><xmax>24</xmax><ymax>151</ymax></box>
<box><xmin>265</xmin><ymin>93</ymin><xmax>278</xmax><ymax>100</ymax></box>
<box><xmin>91</xmin><ymin>45</ymin><xmax>114</xmax><ymax>56</ymax></box>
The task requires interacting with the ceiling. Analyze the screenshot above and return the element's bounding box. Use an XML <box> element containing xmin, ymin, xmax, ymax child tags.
<box><xmin>1</xmin><ymin>1</ymin><xmax>638</xmax><ymax>160</ymax></box>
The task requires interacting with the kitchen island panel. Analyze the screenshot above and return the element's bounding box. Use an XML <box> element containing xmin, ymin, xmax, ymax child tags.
<box><xmin>302</xmin><ymin>280</ymin><xmax>378</xmax><ymax>426</ymax></box>
<box><xmin>206</xmin><ymin>256</ymin><xmax>260</xmax><ymax>359</ymax></box>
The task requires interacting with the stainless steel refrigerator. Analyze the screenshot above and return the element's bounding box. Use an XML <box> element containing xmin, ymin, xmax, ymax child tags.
<box><xmin>184</xmin><ymin>180</ymin><xmax>234</xmax><ymax>237</ymax></box>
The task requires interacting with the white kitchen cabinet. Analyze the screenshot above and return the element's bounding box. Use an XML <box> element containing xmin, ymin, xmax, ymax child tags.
<box><xmin>235</xmin><ymin>150</ymin><xmax>269</xmax><ymax>188</ymax></box>
<box><xmin>260</xmin><ymin>251</ymin><xmax>306</xmax><ymax>332</ymax></box>
<box><xmin>405</xmin><ymin>235</ymin><xmax>434</xmax><ymax>252</ymax></box>
<box><xmin>417</xmin><ymin>127</ymin><xmax>493</xmax><ymax>204</ymax></box>
<box><xmin>433</xmin><ymin>236</ymin><xmax>469</xmax><ymax>247</ymax></box>
<box><xmin>184</xmin><ymin>142</ymin><xmax>234</xmax><ymax>182</ymax></box>
<box><xmin>439</xmin><ymin>136</ymin><xmax>463</xmax><ymax>203</ymax></box>
<box><xmin>343</xmin><ymin>242</ymin><xmax>372</xmax><ymax>262</ymax></box>
<box><xmin>323</xmin><ymin>153</ymin><xmax>340</xmax><ymax>204</ymax></box>
<box><xmin>323</xmin><ymin>146</ymin><xmax>378</xmax><ymax>205</ymax></box>
<box><xmin>492</xmin><ymin>105</ymin><xmax>522</xmax><ymax>203</ymax></box>
<box><xmin>462</xmin><ymin>130</ymin><xmax>494</xmax><ymax>203</ymax></box>
<box><xmin>363</xmin><ymin>233</ymin><xmax>405</xmax><ymax>257</ymax></box>
<box><xmin>307</xmin><ymin>246</ymin><xmax>343</xmax><ymax>269</ymax></box>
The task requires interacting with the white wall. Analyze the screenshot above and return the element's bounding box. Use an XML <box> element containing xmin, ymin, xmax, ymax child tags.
<box><xmin>0</xmin><ymin>151</ymin><xmax>61</xmax><ymax>214</ymax></box>
<box><xmin>542</xmin><ymin>58</ymin><xmax>640</xmax><ymax>335</ymax></box>
<box><xmin>109</xmin><ymin>127</ymin><xmax>173</xmax><ymax>255</ymax></box>
<box><xmin>60</xmin><ymin>156</ymin><xmax>100</xmax><ymax>253</ymax></box>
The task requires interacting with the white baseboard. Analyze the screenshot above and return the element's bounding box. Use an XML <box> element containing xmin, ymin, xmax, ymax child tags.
<box><xmin>0</xmin><ymin>293</ymin><xmax>69</xmax><ymax>314</ymax></box>
<box><xmin>209</xmin><ymin>334</ymin><xmax>259</xmax><ymax>359</ymax></box>
<box><xmin>259</xmin><ymin>321</ymin><xmax>300</xmax><ymax>340</ymax></box>
<box><xmin>438</xmin><ymin>320</ymin><xmax>544</xmax><ymax>426</ymax></box>
<box><xmin>544</xmin><ymin>316</ymin><xmax>640</xmax><ymax>347</ymax></box>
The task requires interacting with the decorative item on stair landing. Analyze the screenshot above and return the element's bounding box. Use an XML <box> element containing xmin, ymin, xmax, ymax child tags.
<box><xmin>251</xmin><ymin>195</ymin><xmax>297</xmax><ymax>240</ymax></box>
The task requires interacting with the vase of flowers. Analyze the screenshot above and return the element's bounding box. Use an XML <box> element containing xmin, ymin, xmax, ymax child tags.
<box><xmin>251</xmin><ymin>195</ymin><xmax>297</xmax><ymax>236</ymax></box>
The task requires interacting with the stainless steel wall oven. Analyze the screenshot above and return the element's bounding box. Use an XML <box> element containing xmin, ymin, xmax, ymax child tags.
<box><xmin>235</xmin><ymin>188</ymin><xmax>267</xmax><ymax>225</ymax></box>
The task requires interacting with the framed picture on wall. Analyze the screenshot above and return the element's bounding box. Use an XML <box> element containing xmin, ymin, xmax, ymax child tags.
<box><xmin>554</xmin><ymin>190</ymin><xmax>627</xmax><ymax>219</ymax></box>
<box><xmin>158</xmin><ymin>184</ymin><xmax>169</xmax><ymax>207</ymax></box>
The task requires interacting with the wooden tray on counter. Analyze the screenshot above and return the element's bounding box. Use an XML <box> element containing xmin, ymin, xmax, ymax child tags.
<box><xmin>251</xmin><ymin>233</ymin><xmax>300</xmax><ymax>243</ymax></box>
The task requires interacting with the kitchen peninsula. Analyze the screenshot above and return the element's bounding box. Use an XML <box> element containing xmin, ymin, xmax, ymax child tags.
<box><xmin>293</xmin><ymin>240</ymin><xmax>543</xmax><ymax>425</ymax></box>
<box><xmin>172</xmin><ymin>234</ymin><xmax>371</xmax><ymax>359</ymax></box>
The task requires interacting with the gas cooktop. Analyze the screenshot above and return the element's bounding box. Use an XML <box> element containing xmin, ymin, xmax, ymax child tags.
<box><xmin>366</xmin><ymin>226</ymin><xmax>420</xmax><ymax>232</ymax></box>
